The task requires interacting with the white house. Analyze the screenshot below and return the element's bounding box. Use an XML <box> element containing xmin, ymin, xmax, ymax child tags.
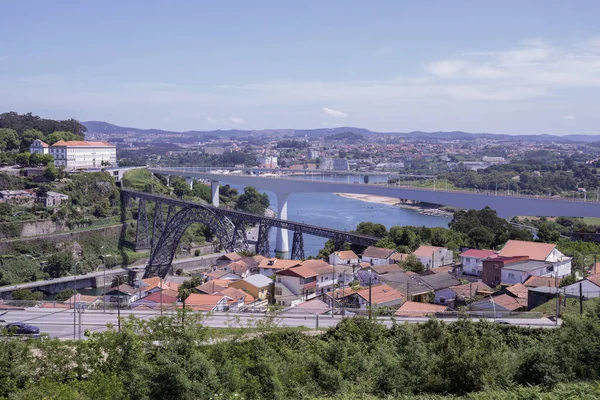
<box><xmin>329</xmin><ymin>250</ymin><xmax>360</xmax><ymax>266</ymax></box>
<box><xmin>258</xmin><ymin>258</ymin><xmax>301</xmax><ymax>277</ymax></box>
<box><xmin>500</xmin><ymin>260</ymin><xmax>558</xmax><ymax>285</ymax></box>
<box><xmin>413</xmin><ymin>245</ymin><xmax>453</xmax><ymax>269</ymax></box>
<box><xmin>48</xmin><ymin>140</ymin><xmax>117</xmax><ymax>170</ymax></box>
<box><xmin>274</xmin><ymin>266</ymin><xmax>318</xmax><ymax>307</ymax></box>
<box><xmin>30</xmin><ymin>139</ymin><xmax>49</xmax><ymax>154</ymax></box>
<box><xmin>498</xmin><ymin>240</ymin><xmax>572</xmax><ymax>279</ymax></box>
<box><xmin>361</xmin><ymin>246</ymin><xmax>397</xmax><ymax>266</ymax></box>
<box><xmin>563</xmin><ymin>273</ymin><xmax>600</xmax><ymax>298</ymax></box>
<box><xmin>460</xmin><ymin>249</ymin><xmax>496</xmax><ymax>276</ymax></box>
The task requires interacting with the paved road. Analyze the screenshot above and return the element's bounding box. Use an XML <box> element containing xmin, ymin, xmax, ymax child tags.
<box><xmin>0</xmin><ymin>308</ymin><xmax>560</xmax><ymax>340</ymax></box>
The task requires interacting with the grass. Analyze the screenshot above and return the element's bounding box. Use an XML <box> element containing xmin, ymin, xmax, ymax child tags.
<box><xmin>532</xmin><ymin>296</ymin><xmax>600</xmax><ymax>317</ymax></box>
<box><xmin>205</xmin><ymin>325</ymin><xmax>318</xmax><ymax>340</ymax></box>
<box><xmin>583</xmin><ymin>217</ymin><xmax>600</xmax><ymax>225</ymax></box>
<box><xmin>122</xmin><ymin>169</ymin><xmax>169</xmax><ymax>194</ymax></box>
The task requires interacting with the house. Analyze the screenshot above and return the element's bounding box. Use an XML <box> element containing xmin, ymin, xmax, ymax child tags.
<box><xmin>218</xmin><ymin>287</ymin><xmax>254</xmax><ymax>311</ymax></box>
<box><xmin>224</xmin><ymin>260</ymin><xmax>250</xmax><ymax>278</ymax></box>
<box><xmin>30</xmin><ymin>139</ymin><xmax>49</xmax><ymax>154</ymax></box>
<box><xmin>434</xmin><ymin>282</ymin><xmax>493</xmax><ymax>308</ymax></box>
<box><xmin>460</xmin><ymin>249</ymin><xmax>496</xmax><ymax>277</ymax></box>
<box><xmin>48</xmin><ymin>140</ymin><xmax>117</xmax><ymax>170</ymax></box>
<box><xmin>196</xmin><ymin>280</ymin><xmax>229</xmax><ymax>295</ymax></box>
<box><xmin>498</xmin><ymin>240</ymin><xmax>572</xmax><ymax>277</ymax></box>
<box><xmin>501</xmin><ymin>260</ymin><xmax>558</xmax><ymax>285</ymax></box>
<box><xmin>357</xmin><ymin>264</ymin><xmax>404</xmax><ymax>287</ymax></box>
<box><xmin>563</xmin><ymin>272</ymin><xmax>600</xmax><ymax>299</ymax></box>
<box><xmin>283</xmin><ymin>298</ymin><xmax>331</xmax><ymax>315</ymax></box>
<box><xmin>205</xmin><ymin>269</ymin><xmax>241</xmax><ymax>282</ymax></box>
<box><xmin>216</xmin><ymin>252</ymin><xmax>243</xmax><ymax>266</ymax></box>
<box><xmin>139</xmin><ymin>276</ymin><xmax>180</xmax><ymax>297</ymax></box>
<box><xmin>0</xmin><ymin>189</ymin><xmax>35</xmax><ymax>204</ymax></box>
<box><xmin>389</xmin><ymin>252</ymin><xmax>409</xmax><ymax>263</ymax></box>
<box><xmin>394</xmin><ymin>301</ymin><xmax>450</xmax><ymax>317</ymax></box>
<box><xmin>131</xmin><ymin>291</ymin><xmax>178</xmax><ymax>309</ymax></box>
<box><xmin>482</xmin><ymin>256</ymin><xmax>529</xmax><ymax>287</ymax></box>
<box><xmin>503</xmin><ymin>283</ymin><xmax>529</xmax><ymax>308</ymax></box>
<box><xmin>229</xmin><ymin>274</ymin><xmax>273</xmax><ymax>300</ymax></box>
<box><xmin>258</xmin><ymin>258</ymin><xmax>302</xmax><ymax>276</ymax></box>
<box><xmin>64</xmin><ymin>294</ymin><xmax>102</xmax><ymax>308</ymax></box>
<box><xmin>104</xmin><ymin>284</ymin><xmax>140</xmax><ymax>305</ymax></box>
<box><xmin>470</xmin><ymin>294</ymin><xmax>524</xmax><ymax>313</ymax></box>
<box><xmin>361</xmin><ymin>246</ymin><xmax>397</xmax><ymax>265</ymax></box>
<box><xmin>329</xmin><ymin>250</ymin><xmax>360</xmax><ymax>266</ymax></box>
<box><xmin>344</xmin><ymin>284</ymin><xmax>404</xmax><ymax>310</ymax></box>
<box><xmin>36</xmin><ymin>191</ymin><xmax>69</xmax><ymax>207</ymax></box>
<box><xmin>303</xmin><ymin>259</ymin><xmax>337</xmax><ymax>295</ymax></box>
<box><xmin>274</xmin><ymin>266</ymin><xmax>318</xmax><ymax>307</ymax></box>
<box><xmin>379</xmin><ymin>271</ymin><xmax>432</xmax><ymax>302</ymax></box>
<box><xmin>183</xmin><ymin>293</ymin><xmax>229</xmax><ymax>312</ymax></box>
<box><xmin>419</xmin><ymin>273</ymin><xmax>461</xmax><ymax>305</ymax></box>
<box><xmin>523</xmin><ymin>276</ymin><xmax>558</xmax><ymax>288</ymax></box>
<box><xmin>413</xmin><ymin>245</ymin><xmax>453</xmax><ymax>269</ymax></box>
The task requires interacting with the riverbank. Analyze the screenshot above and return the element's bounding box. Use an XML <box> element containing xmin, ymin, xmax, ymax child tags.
<box><xmin>335</xmin><ymin>193</ymin><xmax>454</xmax><ymax>217</ymax></box>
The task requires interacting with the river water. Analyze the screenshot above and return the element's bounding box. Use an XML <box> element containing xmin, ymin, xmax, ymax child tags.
<box><xmin>228</xmin><ymin>181</ymin><xmax>451</xmax><ymax>257</ymax></box>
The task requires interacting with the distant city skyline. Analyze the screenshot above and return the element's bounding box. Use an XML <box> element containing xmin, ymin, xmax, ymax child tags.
<box><xmin>1</xmin><ymin>1</ymin><xmax>599</xmax><ymax>135</ymax></box>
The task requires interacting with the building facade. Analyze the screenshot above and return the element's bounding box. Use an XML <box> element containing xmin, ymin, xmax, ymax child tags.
<box><xmin>30</xmin><ymin>139</ymin><xmax>49</xmax><ymax>154</ymax></box>
<box><xmin>46</xmin><ymin>140</ymin><xmax>116</xmax><ymax>170</ymax></box>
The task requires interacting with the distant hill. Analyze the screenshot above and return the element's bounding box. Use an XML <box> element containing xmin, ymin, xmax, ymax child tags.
<box><xmin>82</xmin><ymin>121</ymin><xmax>600</xmax><ymax>143</ymax></box>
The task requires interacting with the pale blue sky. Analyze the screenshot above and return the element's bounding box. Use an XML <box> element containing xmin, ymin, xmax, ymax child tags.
<box><xmin>1</xmin><ymin>1</ymin><xmax>599</xmax><ymax>134</ymax></box>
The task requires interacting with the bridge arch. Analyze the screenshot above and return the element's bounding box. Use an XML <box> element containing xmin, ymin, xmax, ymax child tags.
<box><xmin>145</xmin><ymin>206</ymin><xmax>232</xmax><ymax>278</ymax></box>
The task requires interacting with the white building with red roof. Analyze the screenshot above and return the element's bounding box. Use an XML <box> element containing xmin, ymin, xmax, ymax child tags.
<box><xmin>30</xmin><ymin>139</ymin><xmax>50</xmax><ymax>154</ymax></box>
<box><xmin>45</xmin><ymin>139</ymin><xmax>116</xmax><ymax>170</ymax></box>
<box><xmin>460</xmin><ymin>249</ymin><xmax>497</xmax><ymax>277</ymax></box>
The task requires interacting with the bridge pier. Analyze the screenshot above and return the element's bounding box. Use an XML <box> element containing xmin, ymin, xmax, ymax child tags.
<box><xmin>275</xmin><ymin>192</ymin><xmax>290</xmax><ymax>253</ymax></box>
<box><xmin>211</xmin><ymin>180</ymin><xmax>220</xmax><ymax>207</ymax></box>
<box><xmin>185</xmin><ymin>177</ymin><xmax>194</xmax><ymax>189</ymax></box>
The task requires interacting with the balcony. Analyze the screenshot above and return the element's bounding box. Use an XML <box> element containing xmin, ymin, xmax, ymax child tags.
<box><xmin>303</xmin><ymin>281</ymin><xmax>316</xmax><ymax>290</ymax></box>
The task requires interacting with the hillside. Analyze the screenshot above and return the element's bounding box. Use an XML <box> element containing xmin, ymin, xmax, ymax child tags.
<box><xmin>83</xmin><ymin>120</ymin><xmax>600</xmax><ymax>142</ymax></box>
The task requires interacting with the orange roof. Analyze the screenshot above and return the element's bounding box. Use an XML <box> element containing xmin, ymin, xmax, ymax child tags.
<box><xmin>221</xmin><ymin>252</ymin><xmax>242</xmax><ymax>261</ymax></box>
<box><xmin>389</xmin><ymin>252</ymin><xmax>409</xmax><ymax>262</ymax></box>
<box><xmin>523</xmin><ymin>276</ymin><xmax>557</xmax><ymax>288</ymax></box>
<box><xmin>499</xmin><ymin>240</ymin><xmax>555</xmax><ymax>261</ymax></box>
<box><xmin>430</xmin><ymin>266</ymin><xmax>454</xmax><ymax>274</ymax></box>
<box><xmin>449</xmin><ymin>282</ymin><xmax>493</xmax><ymax>299</ymax></box>
<box><xmin>586</xmin><ymin>272</ymin><xmax>600</xmax><ymax>287</ymax></box>
<box><xmin>259</xmin><ymin>258</ymin><xmax>302</xmax><ymax>270</ymax></box>
<box><xmin>355</xmin><ymin>284</ymin><xmax>404</xmax><ymax>305</ymax></box>
<box><xmin>276</xmin><ymin>265</ymin><xmax>318</xmax><ymax>279</ymax></box>
<box><xmin>184</xmin><ymin>294</ymin><xmax>227</xmax><ymax>311</ymax></box>
<box><xmin>491</xmin><ymin>294</ymin><xmax>523</xmax><ymax>311</ymax></box>
<box><xmin>196</xmin><ymin>280</ymin><xmax>227</xmax><ymax>294</ymax></box>
<box><xmin>413</xmin><ymin>245</ymin><xmax>445</xmax><ymax>258</ymax></box>
<box><xmin>367</xmin><ymin>264</ymin><xmax>404</xmax><ymax>275</ymax></box>
<box><xmin>64</xmin><ymin>294</ymin><xmax>100</xmax><ymax>304</ymax></box>
<box><xmin>218</xmin><ymin>287</ymin><xmax>253</xmax><ymax>304</ymax></box>
<box><xmin>302</xmin><ymin>259</ymin><xmax>333</xmax><ymax>275</ymax></box>
<box><xmin>334</xmin><ymin>250</ymin><xmax>358</xmax><ymax>260</ymax></box>
<box><xmin>395</xmin><ymin>301</ymin><xmax>449</xmax><ymax>317</ymax></box>
<box><xmin>50</xmin><ymin>140</ymin><xmax>115</xmax><ymax>147</ymax></box>
<box><xmin>505</xmin><ymin>283</ymin><xmax>529</xmax><ymax>299</ymax></box>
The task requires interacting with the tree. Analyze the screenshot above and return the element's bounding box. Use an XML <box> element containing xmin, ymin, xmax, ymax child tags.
<box><xmin>20</xmin><ymin>129</ymin><xmax>45</xmax><ymax>152</ymax></box>
<box><xmin>111</xmin><ymin>275</ymin><xmax>128</xmax><ymax>287</ymax></box>
<box><xmin>235</xmin><ymin>186</ymin><xmax>270</xmax><ymax>215</ymax></box>
<box><xmin>43</xmin><ymin>164</ymin><xmax>59</xmax><ymax>181</ymax></box>
<box><xmin>375</xmin><ymin>236</ymin><xmax>396</xmax><ymax>249</ymax></box>
<box><xmin>363</xmin><ymin>175</ymin><xmax>370</xmax><ymax>184</ymax></box>
<box><xmin>355</xmin><ymin>221</ymin><xmax>387</xmax><ymax>238</ymax></box>
<box><xmin>45</xmin><ymin>131</ymin><xmax>83</xmax><ymax>145</ymax></box>
<box><xmin>537</xmin><ymin>222</ymin><xmax>561</xmax><ymax>243</ymax></box>
<box><xmin>0</xmin><ymin>128</ymin><xmax>20</xmax><ymax>151</ymax></box>
<box><xmin>55</xmin><ymin>288</ymin><xmax>77</xmax><ymax>302</ymax></box>
<box><xmin>15</xmin><ymin>152</ymin><xmax>31</xmax><ymax>166</ymax></box>
<box><xmin>170</xmin><ymin>176</ymin><xmax>190</xmax><ymax>198</ymax></box>
<box><xmin>11</xmin><ymin>289</ymin><xmax>43</xmax><ymax>301</ymax></box>
<box><xmin>192</xmin><ymin>181</ymin><xmax>211</xmax><ymax>203</ymax></box>
<box><xmin>45</xmin><ymin>253</ymin><xmax>75</xmax><ymax>278</ymax></box>
<box><xmin>399</xmin><ymin>254</ymin><xmax>425</xmax><ymax>273</ymax></box>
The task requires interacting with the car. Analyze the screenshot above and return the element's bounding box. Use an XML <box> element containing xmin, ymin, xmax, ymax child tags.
<box><xmin>495</xmin><ymin>320</ymin><xmax>510</xmax><ymax>325</ymax></box>
<box><xmin>5</xmin><ymin>322</ymin><xmax>40</xmax><ymax>335</ymax></box>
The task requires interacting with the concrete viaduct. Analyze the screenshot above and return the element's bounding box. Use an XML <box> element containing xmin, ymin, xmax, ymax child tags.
<box><xmin>149</xmin><ymin>167</ymin><xmax>600</xmax><ymax>253</ymax></box>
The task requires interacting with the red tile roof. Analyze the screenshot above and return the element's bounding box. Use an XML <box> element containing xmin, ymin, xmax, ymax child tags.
<box><xmin>523</xmin><ymin>276</ymin><xmax>557</xmax><ymax>288</ymax></box>
<box><xmin>413</xmin><ymin>245</ymin><xmax>445</xmax><ymax>258</ymax></box>
<box><xmin>491</xmin><ymin>294</ymin><xmax>523</xmax><ymax>311</ymax></box>
<box><xmin>499</xmin><ymin>240</ymin><xmax>556</xmax><ymax>261</ymax></box>
<box><xmin>50</xmin><ymin>140</ymin><xmax>115</xmax><ymax>147</ymax></box>
<box><xmin>586</xmin><ymin>272</ymin><xmax>600</xmax><ymax>287</ymax></box>
<box><xmin>460</xmin><ymin>249</ymin><xmax>496</xmax><ymax>259</ymax></box>
<box><xmin>355</xmin><ymin>284</ymin><xmax>404</xmax><ymax>305</ymax></box>
<box><xmin>334</xmin><ymin>250</ymin><xmax>358</xmax><ymax>260</ymax></box>
<box><xmin>395</xmin><ymin>301</ymin><xmax>449</xmax><ymax>317</ymax></box>
<box><xmin>449</xmin><ymin>282</ymin><xmax>493</xmax><ymax>299</ymax></box>
<box><xmin>276</xmin><ymin>265</ymin><xmax>318</xmax><ymax>279</ymax></box>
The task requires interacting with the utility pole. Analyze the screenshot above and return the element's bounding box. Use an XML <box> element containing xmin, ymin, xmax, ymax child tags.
<box><xmin>341</xmin><ymin>271</ymin><xmax>345</xmax><ymax>317</ymax></box>
<box><xmin>160</xmin><ymin>277</ymin><xmax>163</xmax><ymax>316</ymax></box>
<box><xmin>368</xmin><ymin>269</ymin><xmax>373</xmax><ymax>320</ymax></box>
<box><xmin>555</xmin><ymin>272</ymin><xmax>559</xmax><ymax>324</ymax></box>
<box><xmin>469</xmin><ymin>282</ymin><xmax>472</xmax><ymax>313</ymax></box>
<box><xmin>331</xmin><ymin>265</ymin><xmax>335</xmax><ymax>318</ymax></box>
<box><xmin>117</xmin><ymin>276</ymin><xmax>122</xmax><ymax>332</ymax></box>
<box><xmin>580</xmin><ymin>281</ymin><xmax>584</xmax><ymax>316</ymax></box>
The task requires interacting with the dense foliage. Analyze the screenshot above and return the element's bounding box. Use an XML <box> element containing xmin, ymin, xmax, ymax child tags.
<box><xmin>1</xmin><ymin>311</ymin><xmax>600</xmax><ymax>399</ymax></box>
<box><xmin>235</xmin><ymin>186</ymin><xmax>270</xmax><ymax>215</ymax></box>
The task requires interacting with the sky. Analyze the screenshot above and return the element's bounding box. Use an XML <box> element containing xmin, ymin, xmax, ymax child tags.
<box><xmin>1</xmin><ymin>1</ymin><xmax>599</xmax><ymax>134</ymax></box>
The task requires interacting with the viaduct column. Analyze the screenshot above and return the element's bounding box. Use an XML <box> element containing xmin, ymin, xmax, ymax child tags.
<box><xmin>211</xmin><ymin>180</ymin><xmax>220</xmax><ymax>207</ymax></box>
<box><xmin>185</xmin><ymin>177</ymin><xmax>194</xmax><ymax>189</ymax></box>
<box><xmin>275</xmin><ymin>192</ymin><xmax>290</xmax><ymax>253</ymax></box>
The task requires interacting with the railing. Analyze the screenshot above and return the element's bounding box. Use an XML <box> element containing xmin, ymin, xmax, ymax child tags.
<box><xmin>153</xmin><ymin>167</ymin><xmax>600</xmax><ymax>204</ymax></box>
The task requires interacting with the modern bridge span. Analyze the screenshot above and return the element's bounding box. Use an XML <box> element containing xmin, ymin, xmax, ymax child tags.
<box><xmin>121</xmin><ymin>189</ymin><xmax>378</xmax><ymax>278</ymax></box>
<box><xmin>149</xmin><ymin>167</ymin><xmax>600</xmax><ymax>253</ymax></box>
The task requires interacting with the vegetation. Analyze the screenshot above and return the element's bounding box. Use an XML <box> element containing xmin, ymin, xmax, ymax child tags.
<box><xmin>235</xmin><ymin>186</ymin><xmax>270</xmax><ymax>215</ymax></box>
<box><xmin>55</xmin><ymin>288</ymin><xmax>77</xmax><ymax>302</ymax></box>
<box><xmin>1</xmin><ymin>311</ymin><xmax>600</xmax><ymax>398</ymax></box>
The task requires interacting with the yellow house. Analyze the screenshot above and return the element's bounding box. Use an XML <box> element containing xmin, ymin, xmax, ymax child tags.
<box><xmin>229</xmin><ymin>274</ymin><xmax>273</xmax><ymax>300</ymax></box>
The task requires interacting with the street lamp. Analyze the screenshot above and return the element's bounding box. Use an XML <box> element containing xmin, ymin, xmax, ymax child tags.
<box><xmin>73</xmin><ymin>260</ymin><xmax>81</xmax><ymax>340</ymax></box>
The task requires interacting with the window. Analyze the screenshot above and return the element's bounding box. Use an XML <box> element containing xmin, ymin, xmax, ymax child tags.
<box><xmin>546</xmin><ymin>265</ymin><xmax>554</xmax><ymax>273</ymax></box>
<box><xmin>274</xmin><ymin>287</ymin><xmax>282</xmax><ymax>296</ymax></box>
<box><xmin>508</xmin><ymin>273</ymin><xmax>515</xmax><ymax>279</ymax></box>
<box><xmin>440</xmin><ymin>297</ymin><xmax>446</xmax><ymax>304</ymax></box>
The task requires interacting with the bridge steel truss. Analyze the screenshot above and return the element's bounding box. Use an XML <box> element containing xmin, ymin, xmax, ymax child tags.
<box><xmin>121</xmin><ymin>189</ymin><xmax>379</xmax><ymax>278</ymax></box>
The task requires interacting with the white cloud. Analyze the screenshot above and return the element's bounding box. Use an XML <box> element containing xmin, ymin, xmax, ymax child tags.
<box><xmin>207</xmin><ymin>116</ymin><xmax>218</xmax><ymax>123</ymax></box>
<box><xmin>229</xmin><ymin>117</ymin><xmax>246</xmax><ymax>124</ymax></box>
<box><xmin>561</xmin><ymin>115</ymin><xmax>576</xmax><ymax>120</ymax></box>
<box><xmin>322</xmin><ymin>107</ymin><xmax>347</xmax><ymax>118</ymax></box>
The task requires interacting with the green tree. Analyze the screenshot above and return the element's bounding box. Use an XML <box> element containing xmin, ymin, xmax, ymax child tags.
<box><xmin>45</xmin><ymin>253</ymin><xmax>75</xmax><ymax>278</ymax></box>
<box><xmin>43</xmin><ymin>163</ymin><xmax>59</xmax><ymax>181</ymax></box>
<box><xmin>537</xmin><ymin>222</ymin><xmax>561</xmax><ymax>243</ymax></box>
<box><xmin>355</xmin><ymin>221</ymin><xmax>387</xmax><ymax>238</ymax></box>
<box><xmin>45</xmin><ymin>131</ymin><xmax>82</xmax><ymax>145</ymax></box>
<box><xmin>235</xmin><ymin>186</ymin><xmax>270</xmax><ymax>215</ymax></box>
<box><xmin>20</xmin><ymin>129</ymin><xmax>45</xmax><ymax>152</ymax></box>
<box><xmin>0</xmin><ymin>128</ymin><xmax>20</xmax><ymax>152</ymax></box>
<box><xmin>11</xmin><ymin>288</ymin><xmax>43</xmax><ymax>301</ymax></box>
<box><xmin>375</xmin><ymin>236</ymin><xmax>396</xmax><ymax>249</ymax></box>
<box><xmin>15</xmin><ymin>152</ymin><xmax>30</xmax><ymax>166</ymax></box>
<box><xmin>170</xmin><ymin>176</ymin><xmax>190</xmax><ymax>198</ymax></box>
<box><xmin>55</xmin><ymin>288</ymin><xmax>77</xmax><ymax>302</ymax></box>
<box><xmin>399</xmin><ymin>254</ymin><xmax>425</xmax><ymax>273</ymax></box>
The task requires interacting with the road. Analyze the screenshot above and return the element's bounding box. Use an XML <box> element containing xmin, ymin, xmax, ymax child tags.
<box><xmin>0</xmin><ymin>308</ymin><xmax>560</xmax><ymax>340</ymax></box>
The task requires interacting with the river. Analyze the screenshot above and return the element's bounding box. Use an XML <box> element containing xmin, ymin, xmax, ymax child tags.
<box><xmin>228</xmin><ymin>182</ymin><xmax>451</xmax><ymax>257</ymax></box>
